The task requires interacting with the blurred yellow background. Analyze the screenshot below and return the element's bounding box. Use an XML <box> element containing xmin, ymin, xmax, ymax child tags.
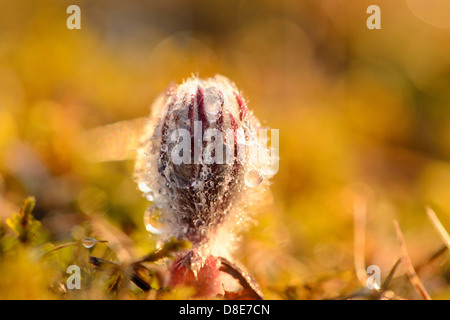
<box><xmin>0</xmin><ymin>0</ymin><xmax>449</xmax><ymax>299</ymax></box>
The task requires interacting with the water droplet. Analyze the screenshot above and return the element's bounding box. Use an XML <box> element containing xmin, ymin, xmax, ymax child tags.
<box><xmin>138</xmin><ymin>182</ymin><xmax>151</xmax><ymax>193</ymax></box>
<box><xmin>244</xmin><ymin>169</ymin><xmax>263</xmax><ymax>188</ymax></box>
<box><xmin>81</xmin><ymin>237</ymin><xmax>98</xmax><ymax>249</ymax></box>
<box><xmin>144</xmin><ymin>205</ymin><xmax>164</xmax><ymax>235</ymax></box>
<box><xmin>194</xmin><ymin>219</ymin><xmax>205</xmax><ymax>228</ymax></box>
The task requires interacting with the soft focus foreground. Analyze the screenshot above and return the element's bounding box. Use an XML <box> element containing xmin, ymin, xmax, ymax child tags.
<box><xmin>0</xmin><ymin>0</ymin><xmax>450</xmax><ymax>299</ymax></box>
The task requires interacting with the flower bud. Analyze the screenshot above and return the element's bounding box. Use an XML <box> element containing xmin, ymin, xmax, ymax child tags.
<box><xmin>135</xmin><ymin>75</ymin><xmax>277</xmax><ymax>296</ymax></box>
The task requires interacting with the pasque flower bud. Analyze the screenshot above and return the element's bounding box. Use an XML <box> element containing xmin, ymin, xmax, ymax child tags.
<box><xmin>135</xmin><ymin>75</ymin><xmax>277</xmax><ymax>297</ymax></box>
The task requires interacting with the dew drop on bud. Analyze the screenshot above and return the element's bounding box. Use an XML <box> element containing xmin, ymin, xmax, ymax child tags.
<box><xmin>81</xmin><ymin>237</ymin><xmax>98</xmax><ymax>249</ymax></box>
<box><xmin>138</xmin><ymin>182</ymin><xmax>150</xmax><ymax>193</ymax></box>
<box><xmin>244</xmin><ymin>169</ymin><xmax>263</xmax><ymax>188</ymax></box>
<box><xmin>144</xmin><ymin>205</ymin><xmax>164</xmax><ymax>235</ymax></box>
<box><xmin>138</xmin><ymin>182</ymin><xmax>154</xmax><ymax>201</ymax></box>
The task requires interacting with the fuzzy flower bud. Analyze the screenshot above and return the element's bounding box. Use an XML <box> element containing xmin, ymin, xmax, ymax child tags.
<box><xmin>134</xmin><ymin>75</ymin><xmax>277</xmax><ymax>297</ymax></box>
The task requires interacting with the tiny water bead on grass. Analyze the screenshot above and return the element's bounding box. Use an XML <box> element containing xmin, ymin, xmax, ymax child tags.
<box><xmin>134</xmin><ymin>75</ymin><xmax>278</xmax><ymax>298</ymax></box>
<box><xmin>80</xmin><ymin>237</ymin><xmax>107</xmax><ymax>249</ymax></box>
